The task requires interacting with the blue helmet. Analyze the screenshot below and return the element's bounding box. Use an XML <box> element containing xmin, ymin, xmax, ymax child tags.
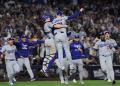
<box><xmin>44</xmin><ymin>13</ymin><xmax>53</xmax><ymax>22</ymax></box>
<box><xmin>42</xmin><ymin>15</ymin><xmax>49</xmax><ymax>22</ymax></box>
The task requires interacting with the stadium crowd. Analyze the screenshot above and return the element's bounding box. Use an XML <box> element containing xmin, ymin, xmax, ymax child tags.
<box><xmin>0</xmin><ymin>0</ymin><xmax>120</xmax><ymax>78</ymax></box>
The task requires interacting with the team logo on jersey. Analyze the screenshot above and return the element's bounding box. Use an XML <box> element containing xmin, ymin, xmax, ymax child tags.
<box><xmin>7</xmin><ymin>50</ymin><xmax>15</xmax><ymax>54</ymax></box>
<box><xmin>22</xmin><ymin>43</ymin><xmax>27</xmax><ymax>49</ymax></box>
<box><xmin>100</xmin><ymin>43</ymin><xmax>109</xmax><ymax>47</ymax></box>
<box><xmin>74</xmin><ymin>44</ymin><xmax>81</xmax><ymax>48</ymax></box>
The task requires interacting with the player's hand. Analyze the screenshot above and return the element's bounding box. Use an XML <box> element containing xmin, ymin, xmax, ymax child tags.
<box><xmin>64</xmin><ymin>25</ymin><xmax>69</xmax><ymax>28</ymax></box>
<box><xmin>69</xmin><ymin>40</ymin><xmax>73</xmax><ymax>44</ymax></box>
<box><xmin>42</xmin><ymin>37</ymin><xmax>46</xmax><ymax>41</ymax></box>
<box><xmin>93</xmin><ymin>51</ymin><xmax>96</xmax><ymax>56</ymax></box>
<box><xmin>1</xmin><ymin>54</ymin><xmax>3</xmax><ymax>58</ymax></box>
<box><xmin>115</xmin><ymin>50</ymin><xmax>119</xmax><ymax>54</ymax></box>
<box><xmin>33</xmin><ymin>38</ymin><xmax>38</xmax><ymax>42</ymax></box>
<box><xmin>21</xmin><ymin>56</ymin><xmax>24</xmax><ymax>60</ymax></box>
<box><xmin>86</xmin><ymin>58</ymin><xmax>89</xmax><ymax>65</ymax></box>
<box><xmin>80</xmin><ymin>8</ymin><xmax>84</xmax><ymax>12</ymax></box>
<box><xmin>78</xmin><ymin>48</ymin><xmax>83</xmax><ymax>52</ymax></box>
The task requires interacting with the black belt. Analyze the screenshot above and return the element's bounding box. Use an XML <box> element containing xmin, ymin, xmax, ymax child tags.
<box><xmin>54</xmin><ymin>31</ymin><xmax>64</xmax><ymax>36</ymax></box>
<box><xmin>6</xmin><ymin>59</ymin><xmax>15</xmax><ymax>61</ymax></box>
<box><xmin>102</xmin><ymin>55</ymin><xmax>110</xmax><ymax>57</ymax></box>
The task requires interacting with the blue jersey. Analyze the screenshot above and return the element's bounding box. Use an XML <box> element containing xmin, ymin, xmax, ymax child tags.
<box><xmin>56</xmin><ymin>48</ymin><xmax>66</xmax><ymax>59</ymax></box>
<box><xmin>14</xmin><ymin>40</ymin><xmax>44</xmax><ymax>58</ymax></box>
<box><xmin>28</xmin><ymin>46</ymin><xmax>34</xmax><ymax>55</ymax></box>
<box><xmin>70</xmin><ymin>40</ymin><xmax>88</xmax><ymax>60</ymax></box>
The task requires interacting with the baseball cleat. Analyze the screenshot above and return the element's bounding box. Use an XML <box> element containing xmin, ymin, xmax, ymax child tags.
<box><xmin>39</xmin><ymin>69</ymin><xmax>45</xmax><ymax>76</ymax></box>
<box><xmin>73</xmin><ymin>79</ymin><xmax>76</xmax><ymax>83</ymax></box>
<box><xmin>108</xmin><ymin>79</ymin><xmax>111</xmax><ymax>82</ymax></box>
<box><xmin>112</xmin><ymin>80</ymin><xmax>116</xmax><ymax>85</ymax></box>
<box><xmin>70</xmin><ymin>66</ymin><xmax>76</xmax><ymax>70</ymax></box>
<box><xmin>31</xmin><ymin>78</ymin><xmax>35</xmax><ymax>81</ymax></box>
<box><xmin>61</xmin><ymin>80</ymin><xmax>65</xmax><ymax>84</ymax></box>
<box><xmin>9</xmin><ymin>83</ymin><xmax>13</xmax><ymax>85</ymax></box>
<box><xmin>65</xmin><ymin>81</ymin><xmax>68</xmax><ymax>84</ymax></box>
<box><xmin>104</xmin><ymin>77</ymin><xmax>108</xmax><ymax>81</ymax></box>
<box><xmin>80</xmin><ymin>82</ymin><xmax>85</xmax><ymax>84</ymax></box>
<box><xmin>49</xmin><ymin>69</ymin><xmax>54</xmax><ymax>74</ymax></box>
<box><xmin>44</xmin><ymin>71</ymin><xmax>49</xmax><ymax>77</ymax></box>
<box><xmin>12</xmin><ymin>78</ymin><xmax>16</xmax><ymax>83</ymax></box>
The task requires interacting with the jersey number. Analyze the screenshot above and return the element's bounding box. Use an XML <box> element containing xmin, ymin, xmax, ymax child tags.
<box><xmin>107</xmin><ymin>46</ymin><xmax>109</xmax><ymax>49</ymax></box>
<box><xmin>57</xmin><ymin>22</ymin><xmax>62</xmax><ymax>25</ymax></box>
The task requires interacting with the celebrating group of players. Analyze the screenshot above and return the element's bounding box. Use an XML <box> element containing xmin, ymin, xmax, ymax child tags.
<box><xmin>0</xmin><ymin>7</ymin><xmax>119</xmax><ymax>85</ymax></box>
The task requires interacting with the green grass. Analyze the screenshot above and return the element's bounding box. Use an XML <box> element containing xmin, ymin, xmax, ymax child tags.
<box><xmin>0</xmin><ymin>80</ymin><xmax>120</xmax><ymax>86</ymax></box>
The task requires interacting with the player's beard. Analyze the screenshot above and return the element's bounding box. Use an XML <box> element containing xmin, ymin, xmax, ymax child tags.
<box><xmin>101</xmin><ymin>37</ymin><xmax>105</xmax><ymax>41</ymax></box>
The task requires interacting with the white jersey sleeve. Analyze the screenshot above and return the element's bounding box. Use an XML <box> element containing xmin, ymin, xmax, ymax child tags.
<box><xmin>110</xmin><ymin>39</ymin><xmax>117</xmax><ymax>46</ymax></box>
<box><xmin>62</xmin><ymin>16</ymin><xmax>68</xmax><ymax>20</ymax></box>
<box><xmin>93</xmin><ymin>41</ymin><xmax>99</xmax><ymax>49</ymax></box>
<box><xmin>44</xmin><ymin>22</ymin><xmax>54</xmax><ymax>33</ymax></box>
<box><xmin>1</xmin><ymin>46</ymin><xmax>6</xmax><ymax>53</ymax></box>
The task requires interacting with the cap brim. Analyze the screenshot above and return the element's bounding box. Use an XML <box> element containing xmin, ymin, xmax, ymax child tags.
<box><xmin>8</xmin><ymin>39</ymin><xmax>14</xmax><ymax>41</ymax></box>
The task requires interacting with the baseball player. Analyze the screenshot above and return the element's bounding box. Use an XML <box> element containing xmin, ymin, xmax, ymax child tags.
<box><xmin>52</xmin><ymin>8</ymin><xmax>84</xmax><ymax>71</ymax></box>
<box><xmin>39</xmin><ymin>14</ymin><xmax>69</xmax><ymax>77</ymax></box>
<box><xmin>70</xmin><ymin>35</ymin><xmax>89</xmax><ymax>84</ymax></box>
<box><xmin>93</xmin><ymin>32</ymin><xmax>117</xmax><ymax>85</ymax></box>
<box><xmin>55</xmin><ymin>48</ymin><xmax>69</xmax><ymax>84</ymax></box>
<box><xmin>13</xmin><ymin>35</ymin><xmax>44</xmax><ymax>81</ymax></box>
<box><xmin>104</xmin><ymin>31</ymin><xmax>119</xmax><ymax>82</ymax></box>
<box><xmin>0</xmin><ymin>37</ymin><xmax>20</xmax><ymax>85</ymax></box>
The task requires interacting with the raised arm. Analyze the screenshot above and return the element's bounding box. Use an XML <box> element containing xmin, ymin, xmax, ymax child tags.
<box><xmin>13</xmin><ymin>41</ymin><xmax>20</xmax><ymax>46</ymax></box>
<box><xmin>28</xmin><ymin>38</ymin><xmax>45</xmax><ymax>46</ymax></box>
<box><xmin>67</xmin><ymin>8</ymin><xmax>84</xmax><ymax>20</ymax></box>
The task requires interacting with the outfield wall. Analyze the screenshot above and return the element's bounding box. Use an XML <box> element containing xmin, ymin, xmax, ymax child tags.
<box><xmin>0</xmin><ymin>65</ymin><xmax>120</xmax><ymax>82</ymax></box>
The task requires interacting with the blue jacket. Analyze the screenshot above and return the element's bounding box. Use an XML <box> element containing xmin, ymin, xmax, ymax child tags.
<box><xmin>56</xmin><ymin>48</ymin><xmax>66</xmax><ymax>59</ymax></box>
<box><xmin>70</xmin><ymin>40</ymin><xmax>88</xmax><ymax>60</ymax></box>
<box><xmin>14</xmin><ymin>40</ymin><xmax>44</xmax><ymax>58</ymax></box>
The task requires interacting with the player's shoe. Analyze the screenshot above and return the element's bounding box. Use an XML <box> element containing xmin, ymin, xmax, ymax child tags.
<box><xmin>61</xmin><ymin>80</ymin><xmax>65</xmax><ymax>84</ymax></box>
<box><xmin>39</xmin><ymin>69</ymin><xmax>45</xmax><ymax>76</ymax></box>
<box><xmin>73</xmin><ymin>79</ymin><xmax>76</xmax><ymax>83</ymax></box>
<box><xmin>112</xmin><ymin>80</ymin><xmax>116</xmax><ymax>85</ymax></box>
<box><xmin>104</xmin><ymin>76</ymin><xmax>108</xmax><ymax>81</ymax></box>
<box><xmin>108</xmin><ymin>79</ymin><xmax>111</xmax><ymax>82</ymax></box>
<box><xmin>80</xmin><ymin>82</ymin><xmax>85</xmax><ymax>84</ymax></box>
<box><xmin>12</xmin><ymin>78</ymin><xmax>16</xmax><ymax>83</ymax></box>
<box><xmin>44</xmin><ymin>70</ymin><xmax>49</xmax><ymax>77</ymax></box>
<box><xmin>65</xmin><ymin>81</ymin><xmax>68</xmax><ymax>84</ymax></box>
<box><xmin>49</xmin><ymin>69</ymin><xmax>54</xmax><ymax>74</ymax></box>
<box><xmin>70</xmin><ymin>66</ymin><xmax>76</xmax><ymax>70</ymax></box>
<box><xmin>9</xmin><ymin>83</ymin><xmax>13</xmax><ymax>85</ymax></box>
<box><xmin>31</xmin><ymin>78</ymin><xmax>35</xmax><ymax>81</ymax></box>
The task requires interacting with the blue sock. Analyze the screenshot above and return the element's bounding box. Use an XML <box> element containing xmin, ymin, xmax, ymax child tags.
<box><xmin>73</xmin><ymin>73</ymin><xmax>76</xmax><ymax>79</ymax></box>
<box><xmin>46</xmin><ymin>55</ymin><xmax>56</xmax><ymax>71</ymax></box>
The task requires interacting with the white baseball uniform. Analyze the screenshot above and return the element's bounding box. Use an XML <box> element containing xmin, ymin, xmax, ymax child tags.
<box><xmin>93</xmin><ymin>39</ymin><xmax>115</xmax><ymax>81</ymax></box>
<box><xmin>52</xmin><ymin>16</ymin><xmax>74</xmax><ymax>70</ymax></box>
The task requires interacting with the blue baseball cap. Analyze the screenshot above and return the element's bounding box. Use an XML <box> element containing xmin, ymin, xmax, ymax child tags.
<box><xmin>100</xmin><ymin>32</ymin><xmax>105</xmax><ymax>36</ymax></box>
<box><xmin>21</xmin><ymin>35</ymin><xmax>27</xmax><ymax>38</ymax></box>
<box><xmin>104</xmin><ymin>31</ymin><xmax>110</xmax><ymax>34</ymax></box>
<box><xmin>8</xmin><ymin>37</ymin><xmax>14</xmax><ymax>41</ymax></box>
<box><xmin>42</xmin><ymin>15</ymin><xmax>49</xmax><ymax>22</ymax></box>
<box><xmin>57</xmin><ymin>10</ymin><xmax>62</xmax><ymax>15</ymax></box>
<box><xmin>75</xmin><ymin>35</ymin><xmax>80</xmax><ymax>38</ymax></box>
